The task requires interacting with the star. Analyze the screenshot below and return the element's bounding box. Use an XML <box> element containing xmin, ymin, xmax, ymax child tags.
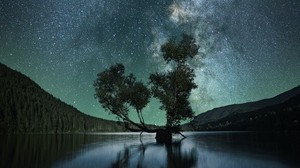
<box><xmin>0</xmin><ymin>0</ymin><xmax>299</xmax><ymax>125</ymax></box>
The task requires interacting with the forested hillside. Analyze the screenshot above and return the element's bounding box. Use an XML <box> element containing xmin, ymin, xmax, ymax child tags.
<box><xmin>206</xmin><ymin>94</ymin><xmax>300</xmax><ymax>131</ymax></box>
<box><xmin>186</xmin><ymin>87</ymin><xmax>300</xmax><ymax>131</ymax></box>
<box><xmin>0</xmin><ymin>63</ymin><xmax>126</xmax><ymax>133</ymax></box>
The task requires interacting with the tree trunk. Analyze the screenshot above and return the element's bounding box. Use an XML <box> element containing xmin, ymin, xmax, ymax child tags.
<box><xmin>155</xmin><ymin>128</ymin><xmax>172</xmax><ymax>145</ymax></box>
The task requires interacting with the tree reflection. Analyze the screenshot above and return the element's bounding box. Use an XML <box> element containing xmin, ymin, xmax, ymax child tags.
<box><xmin>111</xmin><ymin>140</ymin><xmax>197</xmax><ymax>168</ymax></box>
<box><xmin>166</xmin><ymin>141</ymin><xmax>198</xmax><ymax>168</ymax></box>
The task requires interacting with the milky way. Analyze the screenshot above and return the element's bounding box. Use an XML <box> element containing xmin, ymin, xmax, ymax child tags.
<box><xmin>1</xmin><ymin>0</ymin><xmax>299</xmax><ymax>125</ymax></box>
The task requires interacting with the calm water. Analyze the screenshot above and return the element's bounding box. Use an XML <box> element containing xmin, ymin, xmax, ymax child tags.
<box><xmin>0</xmin><ymin>132</ymin><xmax>299</xmax><ymax>168</ymax></box>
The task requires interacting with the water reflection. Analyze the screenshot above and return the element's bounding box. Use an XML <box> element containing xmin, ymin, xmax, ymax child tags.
<box><xmin>51</xmin><ymin>134</ymin><xmax>198</xmax><ymax>168</ymax></box>
<box><xmin>111</xmin><ymin>140</ymin><xmax>197</xmax><ymax>168</ymax></box>
<box><xmin>0</xmin><ymin>134</ymin><xmax>112</xmax><ymax>168</ymax></box>
<box><xmin>0</xmin><ymin>132</ymin><xmax>299</xmax><ymax>168</ymax></box>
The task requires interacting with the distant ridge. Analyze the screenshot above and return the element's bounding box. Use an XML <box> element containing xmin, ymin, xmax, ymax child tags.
<box><xmin>187</xmin><ymin>85</ymin><xmax>300</xmax><ymax>131</ymax></box>
<box><xmin>0</xmin><ymin>63</ymin><xmax>126</xmax><ymax>133</ymax></box>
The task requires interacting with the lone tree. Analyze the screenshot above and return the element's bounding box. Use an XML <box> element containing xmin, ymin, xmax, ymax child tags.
<box><xmin>94</xmin><ymin>34</ymin><xmax>199</xmax><ymax>143</ymax></box>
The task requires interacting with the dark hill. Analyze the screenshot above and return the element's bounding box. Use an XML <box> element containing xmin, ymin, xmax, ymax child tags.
<box><xmin>0</xmin><ymin>63</ymin><xmax>126</xmax><ymax>133</ymax></box>
<box><xmin>186</xmin><ymin>85</ymin><xmax>300</xmax><ymax>131</ymax></box>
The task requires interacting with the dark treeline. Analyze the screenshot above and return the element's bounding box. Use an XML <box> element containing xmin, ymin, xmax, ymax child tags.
<box><xmin>189</xmin><ymin>93</ymin><xmax>300</xmax><ymax>131</ymax></box>
<box><xmin>0</xmin><ymin>63</ymin><xmax>126</xmax><ymax>133</ymax></box>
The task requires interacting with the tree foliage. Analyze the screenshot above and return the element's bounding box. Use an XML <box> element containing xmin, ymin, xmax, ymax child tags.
<box><xmin>161</xmin><ymin>34</ymin><xmax>199</xmax><ymax>64</ymax></box>
<box><xmin>94</xmin><ymin>64</ymin><xmax>151</xmax><ymax>130</ymax></box>
<box><xmin>94</xmin><ymin>34</ymin><xmax>199</xmax><ymax>134</ymax></box>
<box><xmin>150</xmin><ymin>34</ymin><xmax>199</xmax><ymax>127</ymax></box>
<box><xmin>94</xmin><ymin>64</ymin><xmax>128</xmax><ymax>118</ymax></box>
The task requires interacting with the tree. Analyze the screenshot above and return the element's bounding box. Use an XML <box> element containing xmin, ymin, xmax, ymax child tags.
<box><xmin>94</xmin><ymin>34</ymin><xmax>199</xmax><ymax>143</ymax></box>
<box><xmin>150</xmin><ymin>34</ymin><xmax>198</xmax><ymax>129</ymax></box>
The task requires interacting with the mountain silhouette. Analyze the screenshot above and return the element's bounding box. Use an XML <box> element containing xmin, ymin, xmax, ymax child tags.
<box><xmin>186</xmin><ymin>85</ymin><xmax>300</xmax><ymax>131</ymax></box>
<box><xmin>0</xmin><ymin>63</ymin><xmax>126</xmax><ymax>133</ymax></box>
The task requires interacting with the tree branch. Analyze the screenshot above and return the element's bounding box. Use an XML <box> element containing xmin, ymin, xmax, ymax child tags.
<box><xmin>106</xmin><ymin>106</ymin><xmax>161</xmax><ymax>133</ymax></box>
<box><xmin>177</xmin><ymin>131</ymin><xmax>186</xmax><ymax>139</ymax></box>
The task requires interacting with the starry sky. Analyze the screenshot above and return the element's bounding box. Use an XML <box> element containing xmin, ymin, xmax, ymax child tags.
<box><xmin>1</xmin><ymin>0</ymin><xmax>299</xmax><ymax>125</ymax></box>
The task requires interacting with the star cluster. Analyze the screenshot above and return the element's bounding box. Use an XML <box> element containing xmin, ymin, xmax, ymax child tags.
<box><xmin>1</xmin><ymin>0</ymin><xmax>299</xmax><ymax>125</ymax></box>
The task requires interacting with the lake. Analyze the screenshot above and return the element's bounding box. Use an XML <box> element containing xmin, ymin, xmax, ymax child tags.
<box><xmin>1</xmin><ymin>132</ymin><xmax>299</xmax><ymax>168</ymax></box>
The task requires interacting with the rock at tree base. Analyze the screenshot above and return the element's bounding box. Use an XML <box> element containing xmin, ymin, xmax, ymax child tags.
<box><xmin>155</xmin><ymin>129</ymin><xmax>172</xmax><ymax>145</ymax></box>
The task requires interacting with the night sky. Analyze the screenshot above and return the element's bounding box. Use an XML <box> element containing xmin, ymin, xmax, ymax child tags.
<box><xmin>1</xmin><ymin>0</ymin><xmax>299</xmax><ymax>125</ymax></box>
